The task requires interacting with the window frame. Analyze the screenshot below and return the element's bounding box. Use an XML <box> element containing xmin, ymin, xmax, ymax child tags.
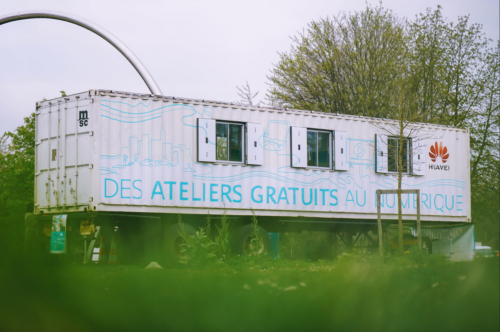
<box><xmin>306</xmin><ymin>128</ymin><xmax>333</xmax><ymax>170</ymax></box>
<box><xmin>387</xmin><ymin>136</ymin><xmax>412</xmax><ymax>175</ymax></box>
<box><xmin>215</xmin><ymin>120</ymin><xmax>245</xmax><ymax>164</ymax></box>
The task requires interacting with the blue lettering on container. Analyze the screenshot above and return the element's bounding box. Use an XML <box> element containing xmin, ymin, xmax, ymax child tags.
<box><xmin>164</xmin><ymin>181</ymin><xmax>176</xmax><ymax>200</ymax></box>
<box><xmin>192</xmin><ymin>183</ymin><xmax>201</xmax><ymax>201</ymax></box>
<box><xmin>267</xmin><ymin>186</ymin><xmax>277</xmax><ymax>204</ymax></box>
<box><xmin>434</xmin><ymin>194</ymin><xmax>444</xmax><ymax>212</ymax></box>
<box><xmin>105</xmin><ymin>178</ymin><xmax>118</xmax><ymax>198</ymax></box>
<box><xmin>210</xmin><ymin>184</ymin><xmax>219</xmax><ymax>202</ymax></box>
<box><xmin>151</xmin><ymin>181</ymin><xmax>165</xmax><ymax>200</ymax></box>
<box><xmin>302</xmin><ymin>188</ymin><xmax>313</xmax><ymax>206</ymax></box>
<box><xmin>251</xmin><ymin>186</ymin><xmax>263</xmax><ymax>203</ymax></box>
<box><xmin>120</xmin><ymin>179</ymin><xmax>131</xmax><ymax>199</ymax></box>
<box><xmin>356</xmin><ymin>190</ymin><xmax>366</xmax><ymax>207</ymax></box>
<box><xmin>330</xmin><ymin>189</ymin><xmax>338</xmax><ymax>206</ymax></box>
<box><xmin>132</xmin><ymin>180</ymin><xmax>142</xmax><ymax>199</ymax></box>
<box><xmin>288</xmin><ymin>188</ymin><xmax>298</xmax><ymax>205</ymax></box>
<box><xmin>233</xmin><ymin>185</ymin><xmax>242</xmax><ymax>203</ymax></box>
<box><xmin>278</xmin><ymin>187</ymin><xmax>289</xmax><ymax>204</ymax></box>
<box><xmin>221</xmin><ymin>184</ymin><xmax>232</xmax><ymax>202</ymax></box>
<box><xmin>345</xmin><ymin>190</ymin><xmax>354</xmax><ymax>206</ymax></box>
<box><xmin>180</xmin><ymin>182</ymin><xmax>188</xmax><ymax>201</ymax></box>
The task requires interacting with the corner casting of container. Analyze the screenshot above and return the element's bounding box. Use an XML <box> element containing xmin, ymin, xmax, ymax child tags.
<box><xmin>0</xmin><ymin>10</ymin><xmax>163</xmax><ymax>96</ymax></box>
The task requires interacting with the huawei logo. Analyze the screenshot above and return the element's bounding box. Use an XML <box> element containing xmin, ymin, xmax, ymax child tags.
<box><xmin>429</xmin><ymin>142</ymin><xmax>449</xmax><ymax>163</ymax></box>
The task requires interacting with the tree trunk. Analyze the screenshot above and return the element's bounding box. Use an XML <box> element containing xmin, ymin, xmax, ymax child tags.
<box><xmin>398</xmin><ymin>112</ymin><xmax>404</xmax><ymax>255</ymax></box>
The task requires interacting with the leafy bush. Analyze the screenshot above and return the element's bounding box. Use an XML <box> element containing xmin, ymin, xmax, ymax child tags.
<box><xmin>246</xmin><ymin>211</ymin><xmax>265</xmax><ymax>256</ymax></box>
<box><xmin>279</xmin><ymin>231</ymin><xmax>336</xmax><ymax>261</ymax></box>
<box><xmin>178</xmin><ymin>213</ymin><xmax>230</xmax><ymax>266</ymax></box>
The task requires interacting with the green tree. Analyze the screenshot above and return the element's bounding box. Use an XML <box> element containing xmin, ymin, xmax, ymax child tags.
<box><xmin>0</xmin><ymin>113</ymin><xmax>36</xmax><ymax>212</ymax></box>
<box><xmin>267</xmin><ymin>4</ymin><xmax>407</xmax><ymax>117</ymax></box>
<box><xmin>268</xmin><ymin>3</ymin><xmax>499</xmax><ymax>247</ymax></box>
<box><xmin>0</xmin><ymin>90</ymin><xmax>67</xmax><ymax>215</ymax></box>
<box><xmin>469</xmin><ymin>43</ymin><xmax>500</xmax><ymax>247</ymax></box>
<box><xmin>407</xmin><ymin>6</ymin><xmax>448</xmax><ymax>122</ymax></box>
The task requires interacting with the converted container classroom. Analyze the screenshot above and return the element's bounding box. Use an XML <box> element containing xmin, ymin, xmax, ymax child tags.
<box><xmin>33</xmin><ymin>89</ymin><xmax>471</xmax><ymax>259</ymax></box>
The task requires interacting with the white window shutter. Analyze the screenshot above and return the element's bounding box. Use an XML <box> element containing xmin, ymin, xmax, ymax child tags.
<box><xmin>334</xmin><ymin>131</ymin><xmax>349</xmax><ymax>171</ymax></box>
<box><xmin>412</xmin><ymin>139</ymin><xmax>426</xmax><ymax>176</ymax></box>
<box><xmin>290</xmin><ymin>127</ymin><xmax>307</xmax><ymax>168</ymax></box>
<box><xmin>375</xmin><ymin>134</ymin><xmax>388</xmax><ymax>173</ymax></box>
<box><xmin>246</xmin><ymin>123</ymin><xmax>263</xmax><ymax>165</ymax></box>
<box><xmin>197</xmin><ymin>118</ymin><xmax>216</xmax><ymax>162</ymax></box>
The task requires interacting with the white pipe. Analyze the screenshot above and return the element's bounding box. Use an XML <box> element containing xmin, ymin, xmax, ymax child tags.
<box><xmin>0</xmin><ymin>10</ymin><xmax>163</xmax><ymax>95</ymax></box>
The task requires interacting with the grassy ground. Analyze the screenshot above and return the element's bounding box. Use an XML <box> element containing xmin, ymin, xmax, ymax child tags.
<box><xmin>0</xmin><ymin>252</ymin><xmax>498</xmax><ymax>332</ymax></box>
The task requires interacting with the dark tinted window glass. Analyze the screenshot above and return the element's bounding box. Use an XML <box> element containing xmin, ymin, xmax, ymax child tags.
<box><xmin>307</xmin><ymin>131</ymin><xmax>317</xmax><ymax>167</ymax></box>
<box><xmin>401</xmin><ymin>139</ymin><xmax>408</xmax><ymax>173</ymax></box>
<box><xmin>388</xmin><ymin>138</ymin><xmax>398</xmax><ymax>172</ymax></box>
<box><xmin>229</xmin><ymin>124</ymin><xmax>243</xmax><ymax>162</ymax></box>
<box><xmin>387</xmin><ymin>137</ymin><xmax>410</xmax><ymax>173</ymax></box>
<box><xmin>318</xmin><ymin>132</ymin><xmax>330</xmax><ymax>167</ymax></box>
<box><xmin>216</xmin><ymin>123</ymin><xmax>228</xmax><ymax>161</ymax></box>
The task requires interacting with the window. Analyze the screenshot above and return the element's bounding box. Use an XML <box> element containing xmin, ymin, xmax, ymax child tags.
<box><xmin>388</xmin><ymin>137</ymin><xmax>410</xmax><ymax>173</ymax></box>
<box><xmin>307</xmin><ymin>129</ymin><xmax>331</xmax><ymax>168</ymax></box>
<box><xmin>216</xmin><ymin>122</ymin><xmax>244</xmax><ymax>162</ymax></box>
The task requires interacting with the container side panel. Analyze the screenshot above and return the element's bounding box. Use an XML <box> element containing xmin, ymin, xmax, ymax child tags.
<box><xmin>38</xmin><ymin>141</ymin><xmax>49</xmax><ymax>171</ymax></box>
<box><xmin>65</xmin><ymin>139</ymin><xmax>77</xmax><ymax>166</ymax></box>
<box><xmin>36</xmin><ymin>172</ymin><xmax>49</xmax><ymax>208</ymax></box>
<box><xmin>49</xmin><ymin>139</ymin><xmax>59</xmax><ymax>170</ymax></box>
<box><xmin>290</xmin><ymin>126</ymin><xmax>307</xmax><ymax>167</ymax></box>
<box><xmin>50</xmin><ymin>110</ymin><xmax>59</xmax><ymax>138</ymax></box>
<box><xmin>65</xmin><ymin>170</ymin><xmax>77</xmax><ymax>206</ymax></box>
<box><xmin>93</xmin><ymin>93</ymin><xmax>468</xmax><ymax>220</ymax></box>
<box><xmin>246</xmin><ymin>122</ymin><xmax>263</xmax><ymax>165</ymax></box>
<box><xmin>77</xmin><ymin>137</ymin><xmax>91</xmax><ymax>165</ymax></box>
<box><xmin>197</xmin><ymin>118</ymin><xmax>216</xmax><ymax>162</ymax></box>
<box><xmin>77</xmin><ymin>168</ymin><xmax>92</xmax><ymax>204</ymax></box>
<box><xmin>413</xmin><ymin>139</ymin><xmax>426</xmax><ymax>176</ymax></box>
<box><xmin>334</xmin><ymin>130</ymin><xmax>349</xmax><ymax>171</ymax></box>
<box><xmin>34</xmin><ymin>91</ymin><xmax>93</xmax><ymax>211</ymax></box>
<box><xmin>38</xmin><ymin>113</ymin><xmax>49</xmax><ymax>140</ymax></box>
<box><xmin>375</xmin><ymin>134</ymin><xmax>388</xmax><ymax>173</ymax></box>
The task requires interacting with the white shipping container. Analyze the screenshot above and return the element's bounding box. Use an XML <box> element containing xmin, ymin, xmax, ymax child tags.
<box><xmin>34</xmin><ymin>90</ymin><xmax>471</xmax><ymax>223</ymax></box>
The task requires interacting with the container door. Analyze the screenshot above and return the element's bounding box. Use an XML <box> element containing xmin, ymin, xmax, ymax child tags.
<box><xmin>290</xmin><ymin>127</ymin><xmax>307</xmax><ymax>168</ymax></box>
<box><xmin>375</xmin><ymin>134</ymin><xmax>388</xmax><ymax>173</ymax></box>
<box><xmin>412</xmin><ymin>139</ymin><xmax>426</xmax><ymax>176</ymax></box>
<box><xmin>35</xmin><ymin>110</ymin><xmax>50</xmax><ymax>209</ymax></box>
<box><xmin>34</xmin><ymin>93</ymin><xmax>93</xmax><ymax>212</ymax></box>
<box><xmin>334</xmin><ymin>131</ymin><xmax>349</xmax><ymax>171</ymax></box>
<box><xmin>64</xmin><ymin>95</ymin><xmax>93</xmax><ymax>207</ymax></box>
<box><xmin>47</xmin><ymin>103</ymin><xmax>61</xmax><ymax>208</ymax></box>
<box><xmin>246</xmin><ymin>122</ymin><xmax>263</xmax><ymax>166</ymax></box>
<box><xmin>197</xmin><ymin>118</ymin><xmax>216</xmax><ymax>162</ymax></box>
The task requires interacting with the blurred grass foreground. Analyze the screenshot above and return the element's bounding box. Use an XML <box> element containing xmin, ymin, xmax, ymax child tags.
<box><xmin>0</xmin><ymin>248</ymin><xmax>498</xmax><ymax>332</ymax></box>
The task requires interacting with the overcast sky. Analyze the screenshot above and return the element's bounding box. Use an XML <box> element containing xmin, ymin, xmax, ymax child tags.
<box><xmin>0</xmin><ymin>0</ymin><xmax>498</xmax><ymax>134</ymax></box>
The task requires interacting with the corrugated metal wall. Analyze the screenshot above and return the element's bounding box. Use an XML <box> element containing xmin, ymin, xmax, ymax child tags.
<box><xmin>86</xmin><ymin>90</ymin><xmax>471</xmax><ymax>221</ymax></box>
<box><xmin>35</xmin><ymin>92</ymin><xmax>93</xmax><ymax>212</ymax></box>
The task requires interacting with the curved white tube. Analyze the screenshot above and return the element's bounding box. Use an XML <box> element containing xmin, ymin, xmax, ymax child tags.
<box><xmin>0</xmin><ymin>10</ymin><xmax>163</xmax><ymax>95</ymax></box>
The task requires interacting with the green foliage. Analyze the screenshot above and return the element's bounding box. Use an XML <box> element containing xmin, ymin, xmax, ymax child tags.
<box><xmin>2</xmin><ymin>253</ymin><xmax>498</xmax><ymax>331</ymax></box>
<box><xmin>268</xmin><ymin>3</ymin><xmax>499</xmax><ymax>247</ymax></box>
<box><xmin>246</xmin><ymin>210</ymin><xmax>263</xmax><ymax>256</ymax></box>
<box><xmin>267</xmin><ymin>4</ymin><xmax>406</xmax><ymax>117</ymax></box>
<box><xmin>178</xmin><ymin>213</ymin><xmax>230</xmax><ymax>265</ymax></box>
<box><xmin>214</xmin><ymin>211</ymin><xmax>230</xmax><ymax>257</ymax></box>
<box><xmin>280</xmin><ymin>231</ymin><xmax>336</xmax><ymax>260</ymax></box>
<box><xmin>0</xmin><ymin>113</ymin><xmax>35</xmax><ymax>213</ymax></box>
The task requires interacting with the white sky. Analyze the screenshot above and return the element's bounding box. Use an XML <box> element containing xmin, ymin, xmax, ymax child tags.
<box><xmin>0</xmin><ymin>0</ymin><xmax>498</xmax><ymax>134</ymax></box>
